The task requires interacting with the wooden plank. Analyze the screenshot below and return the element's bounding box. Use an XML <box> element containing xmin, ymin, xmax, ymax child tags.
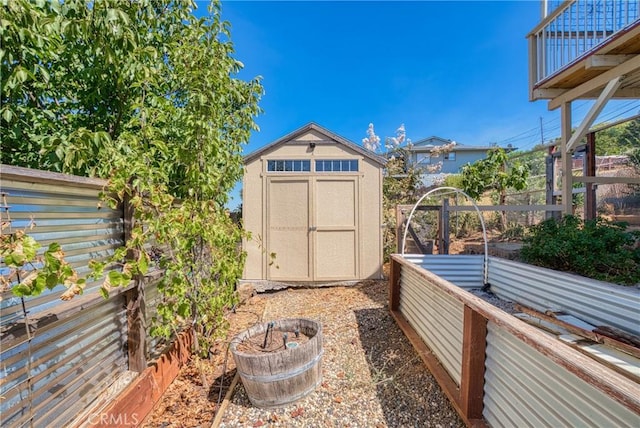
<box><xmin>594</xmin><ymin>325</ymin><xmax>640</xmax><ymax>349</ymax></box>
<box><xmin>460</xmin><ymin>306</ymin><xmax>487</xmax><ymax>421</ymax></box>
<box><xmin>125</xmin><ymin>283</ymin><xmax>147</xmax><ymax>373</ymax></box>
<box><xmin>514</xmin><ymin>313</ymin><xmax>573</xmax><ymax>336</ymax></box>
<box><xmin>210</xmin><ymin>372</ymin><xmax>240</xmax><ymax>428</ymax></box>
<box><xmin>447</xmin><ymin>205</ymin><xmax>564</xmax><ymax>212</ymax></box>
<box><xmin>388</xmin><ymin>257</ymin><xmax>401</xmax><ymax>311</ymax></box>
<box><xmin>559</xmin><ymin>335</ymin><xmax>640</xmax><ymax>383</ymax></box>
<box><xmin>549</xmin><ymin>55</ymin><xmax>640</xmax><ymax>110</ymax></box>
<box><xmin>566</xmin><ymin>76</ymin><xmax>624</xmax><ymax>152</ymax></box>
<box><xmin>389</xmin><ymin>310</ymin><xmax>464</xmax><ymax>423</ymax></box>
<box><xmin>0</xmin><ymin>164</ymin><xmax>108</xmax><ymax>189</ymax></box>
<box><xmin>123</xmin><ymin>190</ymin><xmax>147</xmax><ymax>373</ymax></box>
<box><xmin>612</xmin><ymin>215</ymin><xmax>640</xmax><ymax>226</ymax></box>
<box><xmin>586</xmin><ymin>54</ymin><xmax>636</xmax><ymax>69</ymax></box>
<box><xmin>561</xmin><ymin>102</ymin><xmax>573</xmax><ymax>215</ymax></box>
<box><xmin>91</xmin><ymin>329</ymin><xmax>194</xmax><ymax>428</ymax></box>
<box><xmin>585</xmin><ymin>133</ymin><xmax>597</xmax><ymax>220</ymax></box>
<box><xmin>573</xmin><ymin>176</ymin><xmax>640</xmax><ymax>185</ymax></box>
<box><xmin>515</xmin><ymin>305</ymin><xmax>640</xmax><ymax>359</ymax></box>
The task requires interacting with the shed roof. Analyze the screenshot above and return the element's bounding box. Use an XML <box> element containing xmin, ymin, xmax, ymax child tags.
<box><xmin>243</xmin><ymin>122</ymin><xmax>387</xmax><ymax>166</ymax></box>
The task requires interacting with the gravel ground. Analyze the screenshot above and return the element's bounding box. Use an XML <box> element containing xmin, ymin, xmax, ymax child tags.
<box><xmin>218</xmin><ymin>280</ymin><xmax>464</xmax><ymax>428</ymax></box>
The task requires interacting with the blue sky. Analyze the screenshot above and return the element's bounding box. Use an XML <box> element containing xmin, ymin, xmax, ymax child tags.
<box><xmin>208</xmin><ymin>1</ymin><xmax>640</xmax><ymax>208</ymax></box>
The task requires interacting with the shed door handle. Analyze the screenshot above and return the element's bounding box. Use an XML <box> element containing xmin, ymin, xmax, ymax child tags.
<box><xmin>309</xmin><ymin>226</ymin><xmax>317</xmax><ymax>231</ymax></box>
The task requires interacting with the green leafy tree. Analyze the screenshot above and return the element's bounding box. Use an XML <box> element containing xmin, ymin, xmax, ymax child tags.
<box><xmin>593</xmin><ymin>123</ymin><xmax>626</xmax><ymax>155</ymax></box>
<box><xmin>592</xmin><ymin>117</ymin><xmax>640</xmax><ymax>155</ymax></box>
<box><xmin>2</xmin><ymin>0</ymin><xmax>263</xmax><ymax>359</ymax></box>
<box><xmin>620</xmin><ymin>118</ymin><xmax>640</xmax><ymax>150</ymax></box>
<box><xmin>461</xmin><ymin>148</ymin><xmax>529</xmax><ymax>230</ymax></box>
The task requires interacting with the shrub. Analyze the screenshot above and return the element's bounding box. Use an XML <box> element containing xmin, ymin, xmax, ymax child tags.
<box><xmin>520</xmin><ymin>215</ymin><xmax>640</xmax><ymax>285</ymax></box>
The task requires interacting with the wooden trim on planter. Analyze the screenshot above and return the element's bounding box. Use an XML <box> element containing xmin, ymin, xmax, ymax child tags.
<box><xmin>390</xmin><ymin>309</ymin><xmax>489</xmax><ymax>428</ymax></box>
<box><xmin>460</xmin><ymin>305</ymin><xmax>488</xmax><ymax>421</ymax></box>
<box><xmin>89</xmin><ymin>329</ymin><xmax>194</xmax><ymax>427</ymax></box>
<box><xmin>389</xmin><ymin>257</ymin><xmax>401</xmax><ymax>311</ymax></box>
<box><xmin>389</xmin><ymin>311</ymin><xmax>462</xmax><ymax>420</ymax></box>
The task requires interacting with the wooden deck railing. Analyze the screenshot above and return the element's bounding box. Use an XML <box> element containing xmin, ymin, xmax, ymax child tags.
<box><xmin>528</xmin><ymin>0</ymin><xmax>640</xmax><ymax>85</ymax></box>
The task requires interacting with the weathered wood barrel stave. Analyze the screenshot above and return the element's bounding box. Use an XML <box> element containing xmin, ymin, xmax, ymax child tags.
<box><xmin>230</xmin><ymin>318</ymin><xmax>323</xmax><ymax>408</ymax></box>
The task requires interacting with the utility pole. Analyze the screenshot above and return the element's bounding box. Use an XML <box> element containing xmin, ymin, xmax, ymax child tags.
<box><xmin>540</xmin><ymin>116</ymin><xmax>545</xmax><ymax>146</ymax></box>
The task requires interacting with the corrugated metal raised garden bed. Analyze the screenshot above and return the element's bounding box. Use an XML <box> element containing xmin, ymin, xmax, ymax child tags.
<box><xmin>389</xmin><ymin>254</ymin><xmax>640</xmax><ymax>427</ymax></box>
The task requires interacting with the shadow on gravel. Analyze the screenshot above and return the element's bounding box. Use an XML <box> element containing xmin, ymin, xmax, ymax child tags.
<box><xmin>354</xmin><ymin>305</ymin><xmax>464</xmax><ymax>427</ymax></box>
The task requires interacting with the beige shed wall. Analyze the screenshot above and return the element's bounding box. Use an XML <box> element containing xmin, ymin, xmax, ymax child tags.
<box><xmin>242</xmin><ymin>130</ymin><xmax>384</xmax><ymax>281</ymax></box>
<box><xmin>242</xmin><ymin>159</ymin><xmax>265</xmax><ymax>280</ymax></box>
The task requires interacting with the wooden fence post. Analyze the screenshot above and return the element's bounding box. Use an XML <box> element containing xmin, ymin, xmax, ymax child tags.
<box><xmin>439</xmin><ymin>199</ymin><xmax>450</xmax><ymax>254</ymax></box>
<box><xmin>545</xmin><ymin>150</ymin><xmax>557</xmax><ymax>220</ymax></box>
<box><xmin>123</xmin><ymin>193</ymin><xmax>147</xmax><ymax>372</ymax></box>
<box><xmin>396</xmin><ymin>205</ymin><xmax>405</xmax><ymax>253</ymax></box>
<box><xmin>585</xmin><ymin>132</ymin><xmax>597</xmax><ymax>220</ymax></box>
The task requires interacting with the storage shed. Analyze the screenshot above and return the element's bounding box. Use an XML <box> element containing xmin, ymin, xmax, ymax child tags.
<box><xmin>242</xmin><ymin>123</ymin><xmax>386</xmax><ymax>282</ymax></box>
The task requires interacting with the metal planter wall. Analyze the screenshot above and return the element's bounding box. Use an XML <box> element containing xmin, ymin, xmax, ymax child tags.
<box><xmin>484</xmin><ymin>322</ymin><xmax>639</xmax><ymax>428</ymax></box>
<box><xmin>398</xmin><ymin>263</ymin><xmax>464</xmax><ymax>385</ymax></box>
<box><xmin>402</xmin><ymin>254</ymin><xmax>484</xmax><ymax>289</ymax></box>
<box><xmin>488</xmin><ymin>257</ymin><xmax>640</xmax><ymax>336</ymax></box>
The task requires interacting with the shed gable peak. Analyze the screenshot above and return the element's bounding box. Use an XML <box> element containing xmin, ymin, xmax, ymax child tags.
<box><xmin>243</xmin><ymin>123</ymin><xmax>386</xmax><ymax>166</ymax></box>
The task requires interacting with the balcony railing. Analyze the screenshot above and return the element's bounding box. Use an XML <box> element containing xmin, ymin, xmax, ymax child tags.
<box><xmin>529</xmin><ymin>0</ymin><xmax>640</xmax><ymax>85</ymax></box>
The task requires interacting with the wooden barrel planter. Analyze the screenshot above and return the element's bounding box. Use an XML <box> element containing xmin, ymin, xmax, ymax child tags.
<box><xmin>230</xmin><ymin>318</ymin><xmax>323</xmax><ymax>408</ymax></box>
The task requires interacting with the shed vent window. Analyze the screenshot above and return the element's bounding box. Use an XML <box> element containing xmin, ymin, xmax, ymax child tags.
<box><xmin>316</xmin><ymin>159</ymin><xmax>358</xmax><ymax>172</ymax></box>
<box><xmin>267</xmin><ymin>160</ymin><xmax>311</xmax><ymax>172</ymax></box>
<box><xmin>444</xmin><ymin>152</ymin><xmax>456</xmax><ymax>161</ymax></box>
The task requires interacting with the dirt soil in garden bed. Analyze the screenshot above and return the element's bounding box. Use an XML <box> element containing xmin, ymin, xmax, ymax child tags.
<box><xmin>143</xmin><ymin>280</ymin><xmax>464</xmax><ymax>427</ymax></box>
<box><xmin>143</xmin><ymin>287</ymin><xmax>268</xmax><ymax>427</ymax></box>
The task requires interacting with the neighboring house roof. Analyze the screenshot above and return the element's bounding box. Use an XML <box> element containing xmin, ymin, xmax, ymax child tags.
<box><xmin>410</xmin><ymin>136</ymin><xmax>499</xmax><ymax>153</ymax></box>
<box><xmin>244</xmin><ymin>122</ymin><xmax>387</xmax><ymax>166</ymax></box>
<box><xmin>411</xmin><ymin>136</ymin><xmax>455</xmax><ymax>147</ymax></box>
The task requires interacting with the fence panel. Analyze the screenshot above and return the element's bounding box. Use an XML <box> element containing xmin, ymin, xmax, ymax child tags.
<box><xmin>1</xmin><ymin>295</ymin><xmax>129</xmax><ymax>427</ymax></box>
<box><xmin>1</xmin><ymin>166</ymin><xmax>124</xmax><ymax>324</ymax></box>
<box><xmin>0</xmin><ymin>165</ymin><xmax>131</xmax><ymax>427</ymax></box>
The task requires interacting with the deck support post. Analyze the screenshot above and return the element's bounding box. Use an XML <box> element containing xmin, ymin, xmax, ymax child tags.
<box><xmin>585</xmin><ymin>132</ymin><xmax>597</xmax><ymax>220</ymax></box>
<box><xmin>561</xmin><ymin>102</ymin><xmax>573</xmax><ymax>215</ymax></box>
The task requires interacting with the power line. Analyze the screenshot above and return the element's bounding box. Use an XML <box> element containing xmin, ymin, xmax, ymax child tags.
<box><xmin>512</xmin><ymin>100</ymin><xmax>640</xmax><ymax>152</ymax></box>
<box><xmin>496</xmin><ymin>101</ymin><xmax>590</xmax><ymax>146</ymax></box>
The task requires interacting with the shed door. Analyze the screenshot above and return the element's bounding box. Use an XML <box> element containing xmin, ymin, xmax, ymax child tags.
<box><xmin>267</xmin><ymin>178</ymin><xmax>311</xmax><ymax>281</ymax></box>
<box><xmin>267</xmin><ymin>177</ymin><xmax>358</xmax><ymax>281</ymax></box>
<box><xmin>314</xmin><ymin>178</ymin><xmax>358</xmax><ymax>280</ymax></box>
